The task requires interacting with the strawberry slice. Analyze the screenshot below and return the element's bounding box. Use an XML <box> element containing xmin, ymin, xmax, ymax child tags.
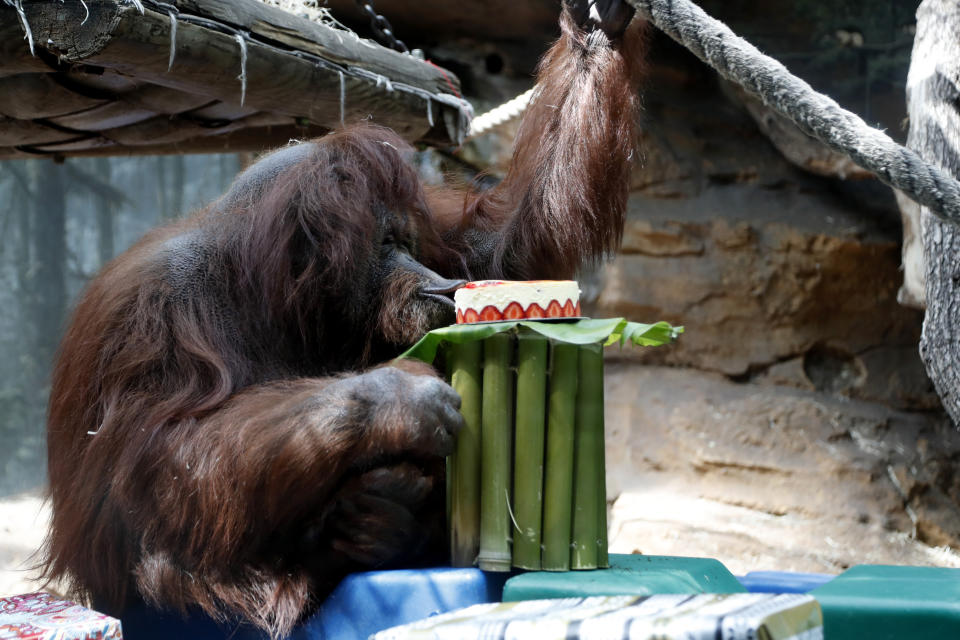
<box><xmin>526</xmin><ymin>303</ymin><xmax>546</xmax><ymax>319</ymax></box>
<box><xmin>456</xmin><ymin>309</ymin><xmax>465</xmax><ymax>324</ymax></box>
<box><xmin>562</xmin><ymin>299</ymin><xmax>575</xmax><ymax>316</ymax></box>
<box><xmin>574</xmin><ymin>302</ymin><xmax>582</xmax><ymax>316</ymax></box>
<box><xmin>479</xmin><ymin>305</ymin><xmax>503</xmax><ymax>321</ymax></box>
<box><xmin>503</xmin><ymin>302</ymin><xmax>525</xmax><ymax>320</ymax></box>
<box><xmin>546</xmin><ymin>300</ymin><xmax>563</xmax><ymax>317</ymax></box>
<box><xmin>463</xmin><ymin>308</ymin><xmax>480</xmax><ymax>323</ymax></box>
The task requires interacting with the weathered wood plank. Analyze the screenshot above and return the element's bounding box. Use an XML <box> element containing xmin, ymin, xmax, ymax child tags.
<box><xmin>19</xmin><ymin>0</ymin><xmax>464</xmax><ymax>144</ymax></box>
<box><xmin>0</xmin><ymin>122</ymin><xmax>330</xmax><ymax>158</ymax></box>
<box><xmin>20</xmin><ymin>0</ymin><xmax>123</xmax><ymax>59</ymax></box>
<box><xmin>171</xmin><ymin>0</ymin><xmax>460</xmax><ymax>95</ymax></box>
<box><xmin>101</xmin><ymin>111</ymin><xmax>292</xmax><ymax>146</ymax></box>
<box><xmin>0</xmin><ymin>117</ymin><xmax>74</xmax><ymax>146</ymax></box>
<box><xmin>63</xmin><ymin>68</ymin><xmax>143</xmax><ymax>94</ymax></box>
<box><xmin>47</xmin><ymin>101</ymin><xmax>158</xmax><ymax>131</ymax></box>
<box><xmin>0</xmin><ymin>74</ymin><xmax>108</xmax><ymax>119</ymax></box>
<box><xmin>121</xmin><ymin>83</ymin><xmax>216</xmax><ymax>115</ymax></box>
<box><xmin>0</xmin><ymin>11</ymin><xmax>54</xmax><ymax>77</ymax></box>
<box><xmin>188</xmin><ymin>102</ymin><xmax>259</xmax><ymax>122</ymax></box>
<box><xmin>24</xmin><ymin>134</ymin><xmax>118</xmax><ymax>154</ymax></box>
<box><xmin>83</xmin><ymin>6</ymin><xmax>440</xmax><ymax>140</ymax></box>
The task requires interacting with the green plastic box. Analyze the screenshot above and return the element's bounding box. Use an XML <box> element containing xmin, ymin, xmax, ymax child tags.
<box><xmin>812</xmin><ymin>565</ymin><xmax>960</xmax><ymax>639</ymax></box>
<box><xmin>501</xmin><ymin>554</ymin><xmax>746</xmax><ymax>601</ymax></box>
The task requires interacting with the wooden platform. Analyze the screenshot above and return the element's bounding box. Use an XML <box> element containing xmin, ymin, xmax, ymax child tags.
<box><xmin>0</xmin><ymin>0</ymin><xmax>470</xmax><ymax>158</ymax></box>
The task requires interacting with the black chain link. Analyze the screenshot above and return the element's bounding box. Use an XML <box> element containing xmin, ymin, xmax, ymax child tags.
<box><xmin>353</xmin><ymin>0</ymin><xmax>409</xmax><ymax>54</ymax></box>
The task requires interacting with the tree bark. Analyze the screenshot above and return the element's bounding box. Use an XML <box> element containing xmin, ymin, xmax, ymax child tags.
<box><xmin>94</xmin><ymin>157</ymin><xmax>116</xmax><ymax>265</ymax></box>
<box><xmin>30</xmin><ymin>160</ymin><xmax>67</xmax><ymax>375</ymax></box>
<box><xmin>908</xmin><ymin>0</ymin><xmax>960</xmax><ymax>425</ymax></box>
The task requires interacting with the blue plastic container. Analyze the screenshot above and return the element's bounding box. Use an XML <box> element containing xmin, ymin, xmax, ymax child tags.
<box><xmin>738</xmin><ymin>570</ymin><xmax>835</xmax><ymax>593</ymax></box>
<box><xmin>296</xmin><ymin>567</ymin><xmax>507</xmax><ymax>640</ymax></box>
<box><xmin>118</xmin><ymin>567</ymin><xmax>506</xmax><ymax>640</ymax></box>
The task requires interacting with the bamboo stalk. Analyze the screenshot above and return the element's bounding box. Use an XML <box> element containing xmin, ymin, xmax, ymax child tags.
<box><xmin>571</xmin><ymin>342</ymin><xmax>604</xmax><ymax>569</ymax></box>
<box><xmin>447</xmin><ymin>340</ymin><xmax>484</xmax><ymax>567</ymax></box>
<box><xmin>596</xmin><ymin>348</ymin><xmax>610</xmax><ymax>569</ymax></box>
<box><xmin>511</xmin><ymin>331</ymin><xmax>549</xmax><ymax>569</ymax></box>
<box><xmin>541</xmin><ymin>341</ymin><xmax>579</xmax><ymax>571</ymax></box>
<box><xmin>478</xmin><ymin>333</ymin><xmax>514</xmax><ymax>571</ymax></box>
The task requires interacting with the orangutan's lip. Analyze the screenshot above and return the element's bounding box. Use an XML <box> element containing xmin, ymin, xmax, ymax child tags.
<box><xmin>422</xmin><ymin>279</ymin><xmax>467</xmax><ymax>295</ymax></box>
<box><xmin>421</xmin><ymin>279</ymin><xmax>465</xmax><ymax>308</ymax></box>
<box><xmin>423</xmin><ymin>293</ymin><xmax>456</xmax><ymax>308</ymax></box>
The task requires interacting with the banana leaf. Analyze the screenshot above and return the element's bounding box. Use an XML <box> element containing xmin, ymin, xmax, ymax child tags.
<box><xmin>399</xmin><ymin>318</ymin><xmax>682</xmax><ymax>365</ymax></box>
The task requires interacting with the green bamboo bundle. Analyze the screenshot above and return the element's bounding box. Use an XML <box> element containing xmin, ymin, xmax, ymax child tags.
<box><xmin>541</xmin><ymin>341</ymin><xmax>579</xmax><ymax>571</ymax></box>
<box><xmin>411</xmin><ymin>317</ymin><xmax>680</xmax><ymax>571</ymax></box>
<box><xmin>571</xmin><ymin>342</ymin><xmax>606</xmax><ymax>569</ymax></box>
<box><xmin>511</xmin><ymin>332</ymin><xmax>549</xmax><ymax>569</ymax></box>
<box><xmin>447</xmin><ymin>340</ymin><xmax>483</xmax><ymax>567</ymax></box>
<box><xmin>478</xmin><ymin>333</ymin><xmax>514</xmax><ymax>571</ymax></box>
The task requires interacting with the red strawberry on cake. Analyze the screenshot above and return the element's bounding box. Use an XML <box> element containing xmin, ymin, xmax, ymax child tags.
<box><xmin>453</xmin><ymin>280</ymin><xmax>581</xmax><ymax>324</ymax></box>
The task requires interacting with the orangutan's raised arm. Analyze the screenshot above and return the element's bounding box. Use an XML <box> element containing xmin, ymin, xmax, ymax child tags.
<box><xmin>443</xmin><ymin>2</ymin><xmax>647</xmax><ymax>280</ymax></box>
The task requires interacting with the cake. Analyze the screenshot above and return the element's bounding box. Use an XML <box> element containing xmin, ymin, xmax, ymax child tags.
<box><xmin>454</xmin><ymin>280</ymin><xmax>581</xmax><ymax>323</ymax></box>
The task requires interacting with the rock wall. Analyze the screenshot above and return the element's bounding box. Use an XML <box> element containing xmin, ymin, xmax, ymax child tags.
<box><xmin>581</xmin><ymin>23</ymin><xmax>960</xmax><ymax>570</ymax></box>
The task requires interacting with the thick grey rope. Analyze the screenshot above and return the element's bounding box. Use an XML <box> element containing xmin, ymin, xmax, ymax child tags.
<box><xmin>627</xmin><ymin>0</ymin><xmax>960</xmax><ymax>225</ymax></box>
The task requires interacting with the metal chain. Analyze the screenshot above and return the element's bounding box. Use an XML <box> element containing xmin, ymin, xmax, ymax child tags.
<box><xmin>353</xmin><ymin>0</ymin><xmax>409</xmax><ymax>54</ymax></box>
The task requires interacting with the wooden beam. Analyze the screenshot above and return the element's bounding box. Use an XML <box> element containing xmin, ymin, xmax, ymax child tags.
<box><xmin>0</xmin><ymin>123</ymin><xmax>330</xmax><ymax>158</ymax></box>
<box><xmin>0</xmin><ymin>117</ymin><xmax>75</xmax><ymax>146</ymax></box>
<box><xmin>0</xmin><ymin>74</ymin><xmax>108</xmax><ymax>119</ymax></box>
<box><xmin>11</xmin><ymin>0</ymin><xmax>467</xmax><ymax>145</ymax></box>
<box><xmin>0</xmin><ymin>19</ymin><xmax>53</xmax><ymax>77</ymax></box>
<box><xmin>172</xmin><ymin>0</ymin><xmax>461</xmax><ymax>94</ymax></box>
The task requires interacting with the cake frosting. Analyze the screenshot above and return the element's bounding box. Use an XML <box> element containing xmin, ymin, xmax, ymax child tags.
<box><xmin>454</xmin><ymin>280</ymin><xmax>581</xmax><ymax>323</ymax></box>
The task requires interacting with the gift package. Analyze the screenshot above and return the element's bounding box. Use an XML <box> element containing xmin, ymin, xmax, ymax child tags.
<box><xmin>0</xmin><ymin>592</ymin><xmax>122</xmax><ymax>640</ymax></box>
<box><xmin>372</xmin><ymin>593</ymin><xmax>823</xmax><ymax>640</ymax></box>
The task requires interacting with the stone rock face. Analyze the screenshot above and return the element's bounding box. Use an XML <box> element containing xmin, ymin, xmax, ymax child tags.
<box><xmin>586</xmin><ymin>199</ymin><xmax>937</xmax><ymax>410</ymax></box>
<box><xmin>603</xmin><ymin>365</ymin><xmax>960</xmax><ymax>572</ymax></box>
<box><xmin>579</xmin><ymin>8</ymin><xmax>960</xmax><ymax>565</ymax></box>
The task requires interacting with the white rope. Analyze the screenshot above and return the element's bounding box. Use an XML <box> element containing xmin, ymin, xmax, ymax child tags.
<box><xmin>3</xmin><ymin>0</ymin><xmax>34</xmax><ymax>55</ymax></box>
<box><xmin>167</xmin><ymin>11</ymin><xmax>177</xmax><ymax>71</ymax></box>
<box><xmin>627</xmin><ymin>0</ymin><xmax>960</xmax><ymax>226</ymax></box>
<box><xmin>468</xmin><ymin>88</ymin><xmax>536</xmax><ymax>139</ymax></box>
<box><xmin>234</xmin><ymin>34</ymin><xmax>248</xmax><ymax>106</ymax></box>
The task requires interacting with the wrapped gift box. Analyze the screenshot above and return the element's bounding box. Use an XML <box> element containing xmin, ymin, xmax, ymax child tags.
<box><xmin>0</xmin><ymin>592</ymin><xmax>122</xmax><ymax>640</ymax></box>
<box><xmin>372</xmin><ymin>593</ymin><xmax>822</xmax><ymax>640</ymax></box>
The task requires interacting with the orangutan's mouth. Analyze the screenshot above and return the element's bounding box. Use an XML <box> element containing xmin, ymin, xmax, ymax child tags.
<box><xmin>421</xmin><ymin>279</ymin><xmax>466</xmax><ymax>308</ymax></box>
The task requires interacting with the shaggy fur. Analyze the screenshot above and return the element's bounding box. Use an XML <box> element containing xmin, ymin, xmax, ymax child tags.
<box><xmin>43</xmin><ymin>9</ymin><xmax>646</xmax><ymax>638</ymax></box>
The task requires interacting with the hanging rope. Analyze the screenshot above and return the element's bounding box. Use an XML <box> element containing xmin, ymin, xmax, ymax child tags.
<box><xmin>626</xmin><ymin>0</ymin><xmax>960</xmax><ymax>226</ymax></box>
<box><xmin>468</xmin><ymin>88</ymin><xmax>536</xmax><ymax>139</ymax></box>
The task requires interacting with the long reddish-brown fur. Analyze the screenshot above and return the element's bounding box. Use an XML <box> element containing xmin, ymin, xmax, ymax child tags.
<box><xmin>43</xmin><ymin>10</ymin><xmax>646</xmax><ymax>638</ymax></box>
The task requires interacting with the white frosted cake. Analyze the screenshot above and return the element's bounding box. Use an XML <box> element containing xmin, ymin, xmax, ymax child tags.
<box><xmin>454</xmin><ymin>280</ymin><xmax>581</xmax><ymax>323</ymax></box>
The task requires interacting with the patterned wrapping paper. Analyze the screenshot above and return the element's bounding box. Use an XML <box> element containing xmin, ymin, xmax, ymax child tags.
<box><xmin>372</xmin><ymin>593</ymin><xmax>823</xmax><ymax>640</ymax></box>
<box><xmin>0</xmin><ymin>592</ymin><xmax>122</xmax><ymax>640</ymax></box>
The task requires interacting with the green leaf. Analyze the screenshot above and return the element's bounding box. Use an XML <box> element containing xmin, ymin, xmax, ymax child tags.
<box><xmin>399</xmin><ymin>318</ymin><xmax>683</xmax><ymax>364</ymax></box>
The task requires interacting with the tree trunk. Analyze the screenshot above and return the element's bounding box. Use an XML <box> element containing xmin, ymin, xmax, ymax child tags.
<box><xmin>30</xmin><ymin>159</ymin><xmax>67</xmax><ymax>375</ymax></box>
<box><xmin>170</xmin><ymin>155</ymin><xmax>186</xmax><ymax>219</ymax></box>
<box><xmin>156</xmin><ymin>155</ymin><xmax>169</xmax><ymax>220</ymax></box>
<box><xmin>94</xmin><ymin>157</ymin><xmax>116</xmax><ymax>266</ymax></box>
<box><xmin>908</xmin><ymin>0</ymin><xmax>960</xmax><ymax>425</ymax></box>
